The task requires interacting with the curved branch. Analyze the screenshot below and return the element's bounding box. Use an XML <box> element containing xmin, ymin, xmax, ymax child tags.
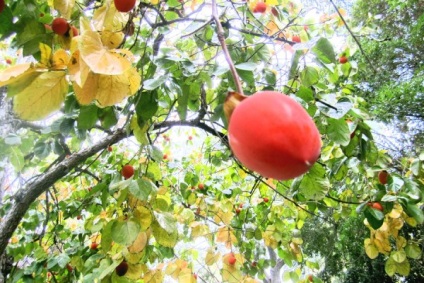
<box><xmin>0</xmin><ymin>129</ymin><xmax>128</xmax><ymax>255</ymax></box>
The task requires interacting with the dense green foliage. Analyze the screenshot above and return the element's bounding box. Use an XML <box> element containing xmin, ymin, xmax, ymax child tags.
<box><xmin>0</xmin><ymin>0</ymin><xmax>423</xmax><ymax>282</ymax></box>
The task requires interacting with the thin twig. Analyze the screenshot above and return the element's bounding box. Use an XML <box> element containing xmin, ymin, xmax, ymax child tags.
<box><xmin>211</xmin><ymin>0</ymin><xmax>244</xmax><ymax>95</ymax></box>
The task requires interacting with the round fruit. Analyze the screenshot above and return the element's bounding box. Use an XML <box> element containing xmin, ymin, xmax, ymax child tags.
<box><xmin>263</xmin><ymin>197</ymin><xmax>269</xmax><ymax>203</ymax></box>
<box><xmin>253</xmin><ymin>1</ymin><xmax>267</xmax><ymax>13</ymax></box>
<box><xmin>114</xmin><ymin>0</ymin><xmax>136</xmax><ymax>13</ymax></box>
<box><xmin>6</xmin><ymin>59</ymin><xmax>12</xmax><ymax>65</ymax></box>
<box><xmin>115</xmin><ymin>261</ymin><xmax>129</xmax><ymax>276</ymax></box>
<box><xmin>52</xmin><ymin>18</ymin><xmax>70</xmax><ymax>35</ymax></box>
<box><xmin>198</xmin><ymin>183</ymin><xmax>205</xmax><ymax>190</ymax></box>
<box><xmin>107</xmin><ymin>146</ymin><xmax>113</xmax><ymax>152</ymax></box>
<box><xmin>235</xmin><ymin>208</ymin><xmax>241</xmax><ymax>214</ymax></box>
<box><xmin>90</xmin><ymin>242</ymin><xmax>98</xmax><ymax>250</ymax></box>
<box><xmin>292</xmin><ymin>35</ymin><xmax>301</xmax><ymax>43</ymax></box>
<box><xmin>378</xmin><ymin>170</ymin><xmax>389</xmax><ymax>185</ymax></box>
<box><xmin>0</xmin><ymin>0</ymin><xmax>5</xmax><ymax>14</ymax></box>
<box><xmin>193</xmin><ymin>273</ymin><xmax>198</xmax><ymax>279</ymax></box>
<box><xmin>308</xmin><ymin>274</ymin><xmax>313</xmax><ymax>282</ymax></box>
<box><xmin>228</xmin><ymin>91</ymin><xmax>321</xmax><ymax>180</ymax></box>
<box><xmin>121</xmin><ymin>164</ymin><xmax>135</xmax><ymax>179</ymax></box>
<box><xmin>372</xmin><ymin>202</ymin><xmax>384</xmax><ymax>212</ymax></box>
<box><xmin>66</xmin><ymin>264</ymin><xmax>73</xmax><ymax>272</ymax></box>
<box><xmin>228</xmin><ymin>254</ymin><xmax>237</xmax><ymax>265</ymax></box>
<box><xmin>339</xmin><ymin>56</ymin><xmax>348</xmax><ymax>64</ymax></box>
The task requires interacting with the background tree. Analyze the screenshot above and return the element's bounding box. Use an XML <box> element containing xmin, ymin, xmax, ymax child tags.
<box><xmin>0</xmin><ymin>0</ymin><xmax>423</xmax><ymax>282</ymax></box>
<box><xmin>352</xmin><ymin>0</ymin><xmax>424</xmax><ymax>156</ymax></box>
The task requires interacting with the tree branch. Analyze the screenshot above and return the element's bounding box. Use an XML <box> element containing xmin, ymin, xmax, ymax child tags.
<box><xmin>0</xmin><ymin>129</ymin><xmax>128</xmax><ymax>255</ymax></box>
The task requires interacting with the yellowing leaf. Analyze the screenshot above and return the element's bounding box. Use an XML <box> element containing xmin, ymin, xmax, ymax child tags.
<box><xmin>134</xmin><ymin>206</ymin><xmax>152</xmax><ymax>230</ymax></box>
<box><xmin>190</xmin><ymin>222</ymin><xmax>209</xmax><ymax>238</ymax></box>
<box><xmin>52</xmin><ymin>49</ymin><xmax>70</xmax><ymax>70</ymax></box>
<box><xmin>101</xmin><ymin>30</ymin><xmax>125</xmax><ymax>49</ymax></box>
<box><xmin>178</xmin><ymin>268</ymin><xmax>195</xmax><ymax>283</ymax></box>
<box><xmin>39</xmin><ymin>43</ymin><xmax>52</xmax><ymax>68</ymax></box>
<box><xmin>128</xmin><ymin>231</ymin><xmax>148</xmax><ymax>253</ymax></box>
<box><xmin>80</xmin><ymin>31</ymin><xmax>131</xmax><ymax>75</ymax></box>
<box><xmin>151</xmin><ymin>220</ymin><xmax>178</xmax><ymax>248</ymax></box>
<box><xmin>396</xmin><ymin>259</ymin><xmax>410</xmax><ymax>276</ymax></box>
<box><xmin>143</xmin><ymin>269</ymin><xmax>164</xmax><ymax>283</ymax></box>
<box><xmin>205</xmin><ymin>249</ymin><xmax>220</xmax><ymax>266</ymax></box>
<box><xmin>0</xmin><ymin>63</ymin><xmax>36</xmax><ymax>89</ymax></box>
<box><xmin>216</xmin><ymin>226</ymin><xmax>237</xmax><ymax>248</ymax></box>
<box><xmin>93</xmin><ymin>3</ymin><xmax>127</xmax><ymax>32</ymax></box>
<box><xmin>73</xmin><ymin>65</ymin><xmax>140</xmax><ymax>107</ymax></box>
<box><xmin>13</xmin><ymin>71</ymin><xmax>68</xmax><ymax>120</ymax></box>
<box><xmin>364</xmin><ymin>238</ymin><xmax>379</xmax><ymax>259</ymax></box>
<box><xmin>54</xmin><ymin>0</ymin><xmax>75</xmax><ymax>19</ymax></box>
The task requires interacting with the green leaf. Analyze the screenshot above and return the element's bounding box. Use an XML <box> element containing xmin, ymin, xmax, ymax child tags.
<box><xmin>311</xmin><ymin>38</ymin><xmax>336</xmax><ymax>64</ymax></box>
<box><xmin>5</xmin><ymin>134</ymin><xmax>21</xmax><ymax>145</ymax></box>
<box><xmin>405</xmin><ymin>243</ymin><xmax>422</xmax><ymax>259</ymax></box>
<box><xmin>385</xmin><ymin>257</ymin><xmax>396</xmax><ymax>276</ymax></box>
<box><xmin>101</xmin><ymin>221</ymin><xmax>114</xmax><ymax>253</ymax></box>
<box><xmin>300</xmin><ymin>66</ymin><xmax>319</xmax><ymax>87</ymax></box>
<box><xmin>111</xmin><ymin>219</ymin><xmax>140</xmax><ymax>246</ymax></box>
<box><xmin>99</xmin><ymin>107</ymin><xmax>118</xmax><ymax>129</ymax></box>
<box><xmin>296</xmin><ymin>86</ymin><xmax>314</xmax><ymax>102</ymax></box>
<box><xmin>289</xmin><ymin>50</ymin><xmax>303</xmax><ymax>81</ymax></box>
<box><xmin>405</xmin><ymin>203</ymin><xmax>424</xmax><ymax>224</ymax></box>
<box><xmin>153</xmin><ymin>211</ymin><xmax>177</xmax><ymax>233</ymax></box>
<box><xmin>396</xmin><ymin>258</ymin><xmax>410</xmax><ymax>276</ymax></box>
<box><xmin>0</xmin><ymin>7</ymin><xmax>14</xmax><ymax>36</ymax></box>
<box><xmin>136</xmin><ymin>91</ymin><xmax>158</xmax><ymax>127</ymax></box>
<box><xmin>151</xmin><ymin>220</ymin><xmax>178</xmax><ymax>248</ymax></box>
<box><xmin>299</xmin><ymin>164</ymin><xmax>329</xmax><ymax>200</ymax></box>
<box><xmin>327</xmin><ymin>118</ymin><xmax>350</xmax><ymax>146</ymax></box>
<box><xmin>129</xmin><ymin>179</ymin><xmax>156</xmax><ymax>201</ymax></box>
<box><xmin>77</xmin><ymin>104</ymin><xmax>98</xmax><ymax>130</ymax></box>
<box><xmin>235</xmin><ymin>62</ymin><xmax>257</xmax><ymax>71</ymax></box>
<box><xmin>391</xmin><ymin>250</ymin><xmax>406</xmax><ymax>263</ymax></box>
<box><xmin>9</xmin><ymin>147</ymin><xmax>25</xmax><ymax>171</ymax></box>
<box><xmin>143</xmin><ymin>76</ymin><xmax>167</xmax><ymax>90</ymax></box>
<box><xmin>364</xmin><ymin>208</ymin><xmax>384</xmax><ymax>230</ymax></box>
<box><xmin>56</xmin><ymin>253</ymin><xmax>71</xmax><ymax>268</ymax></box>
<box><xmin>34</xmin><ymin>140</ymin><xmax>51</xmax><ymax>159</ymax></box>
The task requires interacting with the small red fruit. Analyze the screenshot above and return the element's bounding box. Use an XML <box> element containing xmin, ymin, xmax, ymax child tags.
<box><xmin>163</xmin><ymin>154</ymin><xmax>168</xmax><ymax>160</ymax></box>
<box><xmin>308</xmin><ymin>274</ymin><xmax>313</xmax><ymax>282</ymax></box>
<box><xmin>115</xmin><ymin>261</ymin><xmax>129</xmax><ymax>276</ymax></box>
<box><xmin>193</xmin><ymin>273</ymin><xmax>198</xmax><ymax>279</ymax></box>
<box><xmin>235</xmin><ymin>208</ymin><xmax>241</xmax><ymax>214</ymax></box>
<box><xmin>188</xmin><ymin>135</ymin><xmax>193</xmax><ymax>140</ymax></box>
<box><xmin>90</xmin><ymin>242</ymin><xmax>98</xmax><ymax>250</ymax></box>
<box><xmin>107</xmin><ymin>146</ymin><xmax>113</xmax><ymax>152</ymax></box>
<box><xmin>121</xmin><ymin>164</ymin><xmax>135</xmax><ymax>179</ymax></box>
<box><xmin>372</xmin><ymin>202</ymin><xmax>384</xmax><ymax>212</ymax></box>
<box><xmin>263</xmin><ymin>197</ymin><xmax>269</xmax><ymax>203</ymax></box>
<box><xmin>77</xmin><ymin>215</ymin><xmax>82</xmax><ymax>220</ymax></box>
<box><xmin>228</xmin><ymin>254</ymin><xmax>237</xmax><ymax>265</ymax></box>
<box><xmin>239</xmin><ymin>203</ymin><xmax>243</xmax><ymax>208</ymax></box>
<box><xmin>198</xmin><ymin>183</ymin><xmax>205</xmax><ymax>190</ymax></box>
<box><xmin>253</xmin><ymin>1</ymin><xmax>267</xmax><ymax>13</ymax></box>
<box><xmin>292</xmin><ymin>35</ymin><xmax>301</xmax><ymax>43</ymax></box>
<box><xmin>378</xmin><ymin>170</ymin><xmax>389</xmax><ymax>185</ymax></box>
<box><xmin>0</xmin><ymin>0</ymin><xmax>5</xmax><ymax>14</ymax></box>
<box><xmin>227</xmin><ymin>91</ymin><xmax>321</xmax><ymax>180</ymax></box>
<box><xmin>52</xmin><ymin>18</ymin><xmax>70</xmax><ymax>35</ymax></box>
<box><xmin>251</xmin><ymin>261</ymin><xmax>257</xmax><ymax>267</ymax></box>
<box><xmin>339</xmin><ymin>56</ymin><xmax>348</xmax><ymax>64</ymax></box>
<box><xmin>66</xmin><ymin>264</ymin><xmax>73</xmax><ymax>272</ymax></box>
<box><xmin>6</xmin><ymin>59</ymin><xmax>12</xmax><ymax>65</ymax></box>
<box><xmin>114</xmin><ymin>0</ymin><xmax>136</xmax><ymax>13</ymax></box>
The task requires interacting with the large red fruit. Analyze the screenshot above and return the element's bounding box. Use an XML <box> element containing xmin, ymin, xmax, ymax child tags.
<box><xmin>114</xmin><ymin>0</ymin><xmax>136</xmax><ymax>13</ymax></box>
<box><xmin>52</xmin><ymin>18</ymin><xmax>70</xmax><ymax>35</ymax></box>
<box><xmin>228</xmin><ymin>91</ymin><xmax>321</xmax><ymax>180</ymax></box>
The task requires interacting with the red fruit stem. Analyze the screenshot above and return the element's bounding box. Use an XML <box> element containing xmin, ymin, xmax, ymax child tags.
<box><xmin>211</xmin><ymin>0</ymin><xmax>244</xmax><ymax>96</ymax></box>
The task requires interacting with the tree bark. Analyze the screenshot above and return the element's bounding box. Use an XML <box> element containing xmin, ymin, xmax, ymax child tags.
<box><xmin>0</xmin><ymin>129</ymin><xmax>127</xmax><ymax>255</ymax></box>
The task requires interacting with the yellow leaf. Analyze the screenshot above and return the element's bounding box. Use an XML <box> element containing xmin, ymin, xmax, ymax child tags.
<box><xmin>80</xmin><ymin>30</ymin><xmax>131</xmax><ymax>75</ymax></box>
<box><xmin>73</xmin><ymin>65</ymin><xmax>140</xmax><ymax>107</ymax></box>
<box><xmin>134</xmin><ymin>206</ymin><xmax>152</xmax><ymax>230</ymax></box>
<box><xmin>93</xmin><ymin>2</ymin><xmax>127</xmax><ymax>32</ymax></box>
<box><xmin>151</xmin><ymin>220</ymin><xmax>178</xmax><ymax>248</ymax></box>
<box><xmin>52</xmin><ymin>49</ymin><xmax>70</xmax><ymax>70</ymax></box>
<box><xmin>178</xmin><ymin>268</ymin><xmax>195</xmax><ymax>283</ymax></box>
<box><xmin>39</xmin><ymin>43</ymin><xmax>52</xmax><ymax>68</ymax></box>
<box><xmin>143</xmin><ymin>269</ymin><xmax>164</xmax><ymax>283</ymax></box>
<box><xmin>125</xmin><ymin>263</ymin><xmax>145</xmax><ymax>280</ymax></box>
<box><xmin>190</xmin><ymin>222</ymin><xmax>209</xmax><ymax>238</ymax></box>
<box><xmin>396</xmin><ymin>258</ymin><xmax>410</xmax><ymax>276</ymax></box>
<box><xmin>101</xmin><ymin>30</ymin><xmax>125</xmax><ymax>49</ymax></box>
<box><xmin>130</xmin><ymin>115</ymin><xmax>149</xmax><ymax>145</ymax></box>
<box><xmin>165</xmin><ymin>262</ymin><xmax>179</xmax><ymax>278</ymax></box>
<box><xmin>205</xmin><ymin>249</ymin><xmax>220</xmax><ymax>266</ymax></box>
<box><xmin>216</xmin><ymin>226</ymin><xmax>237</xmax><ymax>248</ymax></box>
<box><xmin>13</xmin><ymin>71</ymin><xmax>68</xmax><ymax>120</ymax></box>
<box><xmin>128</xmin><ymin>231</ymin><xmax>148</xmax><ymax>253</ymax></box>
<box><xmin>0</xmin><ymin>63</ymin><xmax>36</xmax><ymax>89</ymax></box>
<box><xmin>54</xmin><ymin>0</ymin><xmax>75</xmax><ymax>19</ymax></box>
<box><xmin>364</xmin><ymin>239</ymin><xmax>379</xmax><ymax>259</ymax></box>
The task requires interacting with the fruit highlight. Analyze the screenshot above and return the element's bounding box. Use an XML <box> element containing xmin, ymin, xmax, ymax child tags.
<box><xmin>226</xmin><ymin>91</ymin><xmax>321</xmax><ymax>180</ymax></box>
